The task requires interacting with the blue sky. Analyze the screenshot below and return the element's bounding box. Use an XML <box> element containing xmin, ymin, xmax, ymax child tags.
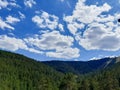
<box><xmin>0</xmin><ymin>0</ymin><xmax>120</xmax><ymax>61</ymax></box>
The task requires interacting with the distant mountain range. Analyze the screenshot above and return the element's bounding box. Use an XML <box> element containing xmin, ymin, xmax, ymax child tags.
<box><xmin>43</xmin><ymin>57</ymin><xmax>120</xmax><ymax>74</ymax></box>
<box><xmin>0</xmin><ymin>50</ymin><xmax>120</xmax><ymax>90</ymax></box>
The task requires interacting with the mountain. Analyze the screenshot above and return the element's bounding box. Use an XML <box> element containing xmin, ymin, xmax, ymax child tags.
<box><xmin>43</xmin><ymin>57</ymin><xmax>120</xmax><ymax>74</ymax></box>
<box><xmin>1</xmin><ymin>49</ymin><xmax>120</xmax><ymax>90</ymax></box>
<box><xmin>77</xmin><ymin>60</ymin><xmax>120</xmax><ymax>90</ymax></box>
<box><xmin>0</xmin><ymin>50</ymin><xmax>63</xmax><ymax>90</ymax></box>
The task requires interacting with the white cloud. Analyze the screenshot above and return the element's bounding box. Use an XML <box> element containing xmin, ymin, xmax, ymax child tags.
<box><xmin>9</xmin><ymin>1</ymin><xmax>20</xmax><ymax>8</ymax></box>
<box><xmin>26</xmin><ymin>48</ymin><xmax>43</xmax><ymax>54</ymax></box>
<box><xmin>0</xmin><ymin>0</ymin><xmax>19</xmax><ymax>9</ymax></box>
<box><xmin>25</xmin><ymin>31</ymin><xmax>73</xmax><ymax>50</ymax></box>
<box><xmin>64</xmin><ymin>0</ymin><xmax>120</xmax><ymax>52</ymax></box>
<box><xmin>90</xmin><ymin>57</ymin><xmax>101</xmax><ymax>60</ymax></box>
<box><xmin>58</xmin><ymin>24</ymin><xmax>64</xmax><ymax>32</ymax></box>
<box><xmin>18</xmin><ymin>11</ymin><xmax>26</xmax><ymax>19</ymax></box>
<box><xmin>0</xmin><ymin>35</ymin><xmax>27</xmax><ymax>51</ymax></box>
<box><xmin>77</xmin><ymin>21</ymin><xmax>120</xmax><ymax>51</ymax></box>
<box><xmin>67</xmin><ymin>23</ymin><xmax>85</xmax><ymax>35</ymax></box>
<box><xmin>32</xmin><ymin>11</ymin><xmax>59</xmax><ymax>30</ymax></box>
<box><xmin>0</xmin><ymin>16</ymin><xmax>21</xmax><ymax>30</ymax></box>
<box><xmin>0</xmin><ymin>0</ymin><xmax>8</xmax><ymax>9</ymax></box>
<box><xmin>24</xmin><ymin>31</ymin><xmax>80</xmax><ymax>59</ymax></box>
<box><xmin>64</xmin><ymin>0</ymin><xmax>112</xmax><ymax>35</ymax></box>
<box><xmin>90</xmin><ymin>55</ymin><xmax>117</xmax><ymax>60</ymax></box>
<box><xmin>0</xmin><ymin>17</ymin><xmax>14</xmax><ymax>30</ymax></box>
<box><xmin>0</xmin><ymin>35</ymin><xmax>43</xmax><ymax>54</ymax></box>
<box><xmin>24</xmin><ymin>0</ymin><xmax>36</xmax><ymax>8</ymax></box>
<box><xmin>6</xmin><ymin>16</ymin><xmax>20</xmax><ymax>24</ymax></box>
<box><xmin>46</xmin><ymin>47</ymin><xmax>80</xmax><ymax>59</ymax></box>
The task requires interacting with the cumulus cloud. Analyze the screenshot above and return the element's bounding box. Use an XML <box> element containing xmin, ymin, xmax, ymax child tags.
<box><xmin>24</xmin><ymin>31</ymin><xmax>80</xmax><ymax>59</ymax></box>
<box><xmin>32</xmin><ymin>11</ymin><xmax>59</xmax><ymax>30</ymax></box>
<box><xmin>67</xmin><ymin>23</ymin><xmax>85</xmax><ymax>35</ymax></box>
<box><xmin>46</xmin><ymin>47</ymin><xmax>80</xmax><ymax>59</ymax></box>
<box><xmin>1</xmin><ymin>0</ymin><xmax>120</xmax><ymax>60</ymax></box>
<box><xmin>0</xmin><ymin>0</ymin><xmax>19</xmax><ymax>9</ymax></box>
<box><xmin>0</xmin><ymin>0</ymin><xmax>8</xmax><ymax>9</ymax></box>
<box><xmin>75</xmin><ymin>18</ymin><xmax>120</xmax><ymax>51</ymax></box>
<box><xmin>64</xmin><ymin>0</ymin><xmax>111</xmax><ymax>35</ymax></box>
<box><xmin>9</xmin><ymin>1</ymin><xmax>20</xmax><ymax>8</ymax></box>
<box><xmin>0</xmin><ymin>16</ymin><xmax>21</xmax><ymax>30</ymax></box>
<box><xmin>24</xmin><ymin>0</ymin><xmax>36</xmax><ymax>8</ymax></box>
<box><xmin>0</xmin><ymin>35</ymin><xmax>27</xmax><ymax>51</ymax></box>
<box><xmin>6</xmin><ymin>16</ymin><xmax>20</xmax><ymax>24</ymax></box>
<box><xmin>78</xmin><ymin>24</ymin><xmax>120</xmax><ymax>51</ymax></box>
<box><xmin>58</xmin><ymin>24</ymin><xmax>64</xmax><ymax>32</ymax></box>
<box><xmin>64</xmin><ymin>0</ymin><xmax>120</xmax><ymax>52</ymax></box>
<box><xmin>25</xmin><ymin>31</ymin><xmax>73</xmax><ymax>50</ymax></box>
<box><xmin>0</xmin><ymin>17</ymin><xmax>14</xmax><ymax>30</ymax></box>
<box><xmin>0</xmin><ymin>35</ymin><xmax>43</xmax><ymax>54</ymax></box>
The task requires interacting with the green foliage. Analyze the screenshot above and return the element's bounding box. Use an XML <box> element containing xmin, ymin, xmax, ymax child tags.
<box><xmin>43</xmin><ymin>58</ymin><xmax>116</xmax><ymax>74</ymax></box>
<box><xmin>59</xmin><ymin>73</ymin><xmax>77</xmax><ymax>90</ymax></box>
<box><xmin>1</xmin><ymin>50</ymin><xmax>120</xmax><ymax>90</ymax></box>
<box><xmin>77</xmin><ymin>62</ymin><xmax>120</xmax><ymax>90</ymax></box>
<box><xmin>0</xmin><ymin>50</ymin><xmax>63</xmax><ymax>90</ymax></box>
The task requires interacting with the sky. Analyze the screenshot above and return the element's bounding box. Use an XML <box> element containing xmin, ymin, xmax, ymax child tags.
<box><xmin>0</xmin><ymin>0</ymin><xmax>120</xmax><ymax>61</ymax></box>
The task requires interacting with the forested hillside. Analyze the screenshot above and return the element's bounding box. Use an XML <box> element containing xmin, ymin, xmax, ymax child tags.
<box><xmin>43</xmin><ymin>57</ymin><xmax>118</xmax><ymax>74</ymax></box>
<box><xmin>0</xmin><ymin>50</ymin><xmax>120</xmax><ymax>90</ymax></box>
<box><xmin>77</xmin><ymin>61</ymin><xmax>120</xmax><ymax>90</ymax></box>
<box><xmin>0</xmin><ymin>50</ymin><xmax>63</xmax><ymax>90</ymax></box>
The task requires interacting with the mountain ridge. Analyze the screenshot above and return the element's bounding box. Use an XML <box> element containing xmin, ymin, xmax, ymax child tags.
<box><xmin>1</xmin><ymin>49</ymin><xmax>120</xmax><ymax>75</ymax></box>
<box><xmin>43</xmin><ymin>57</ymin><xmax>120</xmax><ymax>74</ymax></box>
<box><xmin>1</xmin><ymin>50</ymin><xmax>120</xmax><ymax>90</ymax></box>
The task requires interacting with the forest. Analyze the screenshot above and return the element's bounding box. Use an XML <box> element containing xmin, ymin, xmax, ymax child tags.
<box><xmin>0</xmin><ymin>50</ymin><xmax>120</xmax><ymax>90</ymax></box>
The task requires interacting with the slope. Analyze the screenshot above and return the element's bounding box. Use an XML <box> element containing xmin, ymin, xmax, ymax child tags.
<box><xmin>0</xmin><ymin>50</ymin><xmax>63</xmax><ymax>90</ymax></box>
<box><xmin>77</xmin><ymin>59</ymin><xmax>120</xmax><ymax>90</ymax></box>
<box><xmin>43</xmin><ymin>57</ymin><xmax>119</xmax><ymax>74</ymax></box>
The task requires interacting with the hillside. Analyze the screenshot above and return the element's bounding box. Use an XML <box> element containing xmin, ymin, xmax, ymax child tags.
<box><xmin>0</xmin><ymin>50</ymin><xmax>120</xmax><ymax>90</ymax></box>
<box><xmin>0</xmin><ymin>50</ymin><xmax>63</xmax><ymax>90</ymax></box>
<box><xmin>43</xmin><ymin>57</ymin><xmax>119</xmax><ymax>74</ymax></box>
<box><xmin>78</xmin><ymin>59</ymin><xmax>120</xmax><ymax>90</ymax></box>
